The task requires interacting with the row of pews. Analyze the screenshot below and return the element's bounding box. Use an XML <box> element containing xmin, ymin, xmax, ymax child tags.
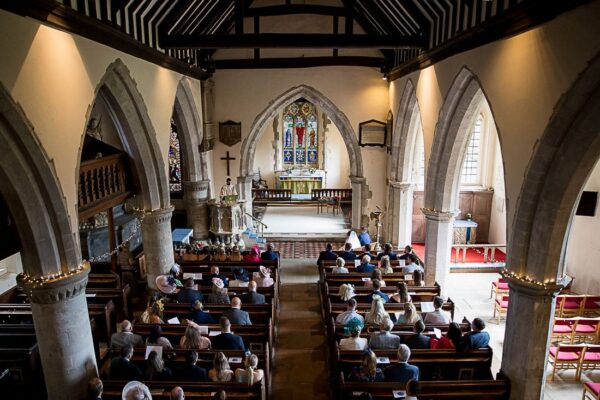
<box><xmin>318</xmin><ymin>250</ymin><xmax>511</xmax><ymax>399</ymax></box>
<box><xmin>99</xmin><ymin>256</ymin><xmax>281</xmax><ymax>400</ymax></box>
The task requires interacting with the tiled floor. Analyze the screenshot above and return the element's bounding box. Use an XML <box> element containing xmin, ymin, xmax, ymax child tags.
<box><xmin>262</xmin><ymin>206</ymin><xmax>349</xmax><ymax>235</ymax></box>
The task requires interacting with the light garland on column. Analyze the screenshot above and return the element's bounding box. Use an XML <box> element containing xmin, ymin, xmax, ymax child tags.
<box><xmin>501</xmin><ymin>268</ymin><xmax>557</xmax><ymax>289</ymax></box>
<box><xmin>19</xmin><ymin>262</ymin><xmax>88</xmax><ymax>287</ymax></box>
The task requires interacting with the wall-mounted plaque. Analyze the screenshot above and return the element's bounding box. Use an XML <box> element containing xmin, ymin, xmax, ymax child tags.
<box><xmin>359</xmin><ymin>119</ymin><xmax>387</xmax><ymax>147</ymax></box>
<box><xmin>219</xmin><ymin>120</ymin><xmax>241</xmax><ymax>147</ymax></box>
<box><xmin>386</xmin><ymin>110</ymin><xmax>393</xmax><ymax>153</ymax></box>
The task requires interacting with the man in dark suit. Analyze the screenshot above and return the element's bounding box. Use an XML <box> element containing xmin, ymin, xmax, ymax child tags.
<box><xmin>459</xmin><ymin>317</ymin><xmax>491</xmax><ymax>350</ymax></box>
<box><xmin>221</xmin><ymin>297</ymin><xmax>252</xmax><ymax>325</ymax></box>
<box><xmin>377</xmin><ymin>243</ymin><xmax>399</xmax><ymax>260</ymax></box>
<box><xmin>260</xmin><ymin>243</ymin><xmax>279</xmax><ymax>261</ymax></box>
<box><xmin>240</xmin><ymin>280</ymin><xmax>266</xmax><ymax>305</ymax></box>
<box><xmin>403</xmin><ymin>320</ymin><xmax>431</xmax><ymax>349</ymax></box>
<box><xmin>384</xmin><ymin>344</ymin><xmax>419</xmax><ymax>383</ymax></box>
<box><xmin>177</xmin><ymin>277</ymin><xmax>203</xmax><ymax>304</ymax></box>
<box><xmin>109</xmin><ymin>344</ymin><xmax>142</xmax><ymax>380</ymax></box>
<box><xmin>211</xmin><ymin>317</ymin><xmax>246</xmax><ymax>350</ymax></box>
<box><xmin>338</xmin><ymin>242</ymin><xmax>357</xmax><ymax>261</ymax></box>
<box><xmin>364</xmin><ymin>279</ymin><xmax>390</xmax><ymax>303</ymax></box>
<box><xmin>316</xmin><ymin>243</ymin><xmax>338</xmax><ymax>266</ymax></box>
<box><xmin>174</xmin><ymin>351</ymin><xmax>208</xmax><ymax>381</ymax></box>
<box><xmin>202</xmin><ymin>266</ymin><xmax>229</xmax><ymax>287</ymax></box>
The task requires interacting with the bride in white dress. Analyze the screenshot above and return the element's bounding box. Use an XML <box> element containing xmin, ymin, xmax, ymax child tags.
<box><xmin>344</xmin><ymin>230</ymin><xmax>362</xmax><ymax>250</ymax></box>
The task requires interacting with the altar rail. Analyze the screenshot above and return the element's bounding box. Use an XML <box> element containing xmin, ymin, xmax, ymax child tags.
<box><xmin>311</xmin><ymin>188</ymin><xmax>352</xmax><ymax>202</ymax></box>
<box><xmin>452</xmin><ymin>243</ymin><xmax>507</xmax><ymax>263</ymax></box>
<box><xmin>252</xmin><ymin>188</ymin><xmax>292</xmax><ymax>202</ymax></box>
<box><xmin>78</xmin><ymin>153</ymin><xmax>132</xmax><ymax>219</ymax></box>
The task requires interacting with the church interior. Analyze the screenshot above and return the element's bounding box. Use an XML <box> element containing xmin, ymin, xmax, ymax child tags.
<box><xmin>0</xmin><ymin>0</ymin><xmax>599</xmax><ymax>399</ymax></box>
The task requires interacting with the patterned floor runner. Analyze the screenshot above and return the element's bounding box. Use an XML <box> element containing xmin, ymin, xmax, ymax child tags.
<box><xmin>269</xmin><ymin>241</ymin><xmax>345</xmax><ymax>259</ymax></box>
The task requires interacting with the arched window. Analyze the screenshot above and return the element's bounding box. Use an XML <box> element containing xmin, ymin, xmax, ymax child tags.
<box><xmin>169</xmin><ymin>118</ymin><xmax>183</xmax><ymax>193</ymax></box>
<box><xmin>283</xmin><ymin>100</ymin><xmax>318</xmax><ymax>167</ymax></box>
<box><xmin>461</xmin><ymin>114</ymin><xmax>483</xmax><ymax>185</ymax></box>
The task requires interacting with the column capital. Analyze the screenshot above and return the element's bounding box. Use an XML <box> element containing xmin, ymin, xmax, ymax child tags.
<box><xmin>237</xmin><ymin>175</ymin><xmax>254</xmax><ymax>184</ymax></box>
<box><xmin>421</xmin><ymin>207</ymin><xmax>455</xmax><ymax>222</ymax></box>
<box><xmin>201</xmin><ymin>78</ymin><xmax>214</xmax><ymax>89</ymax></box>
<box><xmin>388</xmin><ymin>180</ymin><xmax>414</xmax><ymax>191</ymax></box>
<box><xmin>349</xmin><ymin>175</ymin><xmax>366</xmax><ymax>184</ymax></box>
<box><xmin>17</xmin><ymin>262</ymin><xmax>90</xmax><ymax>304</ymax></box>
<box><xmin>501</xmin><ymin>270</ymin><xmax>563</xmax><ymax>299</ymax></box>
<box><xmin>137</xmin><ymin>205</ymin><xmax>174</xmax><ymax>225</ymax></box>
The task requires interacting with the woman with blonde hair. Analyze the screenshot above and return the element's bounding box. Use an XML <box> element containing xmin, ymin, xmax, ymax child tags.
<box><xmin>179</xmin><ymin>321</ymin><xmax>211</xmax><ymax>350</ymax></box>
<box><xmin>364</xmin><ymin>297</ymin><xmax>389</xmax><ymax>327</ymax></box>
<box><xmin>390</xmin><ymin>281</ymin><xmax>412</xmax><ymax>304</ymax></box>
<box><xmin>379</xmin><ymin>255</ymin><xmax>394</xmax><ymax>275</ymax></box>
<box><xmin>339</xmin><ymin>318</ymin><xmax>368</xmax><ymax>350</ymax></box>
<box><xmin>338</xmin><ymin>283</ymin><xmax>355</xmax><ymax>302</ymax></box>
<box><xmin>209</xmin><ymin>351</ymin><xmax>234</xmax><ymax>382</ymax></box>
<box><xmin>396</xmin><ymin>302</ymin><xmax>421</xmax><ymax>325</ymax></box>
<box><xmin>234</xmin><ymin>353</ymin><xmax>264</xmax><ymax>385</ymax></box>
<box><xmin>145</xmin><ymin>350</ymin><xmax>173</xmax><ymax>380</ymax></box>
<box><xmin>364</xmin><ymin>269</ymin><xmax>386</xmax><ymax>288</ymax></box>
<box><xmin>332</xmin><ymin>257</ymin><xmax>348</xmax><ymax>274</ymax></box>
<box><xmin>348</xmin><ymin>349</ymin><xmax>384</xmax><ymax>382</ymax></box>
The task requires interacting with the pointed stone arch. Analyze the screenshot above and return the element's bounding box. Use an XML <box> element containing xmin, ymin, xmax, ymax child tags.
<box><xmin>387</xmin><ymin>79</ymin><xmax>424</xmax><ymax>247</ymax></box>
<box><xmin>239</xmin><ymin>84</ymin><xmax>368</xmax><ymax>228</ymax></box>
<box><xmin>0</xmin><ymin>83</ymin><xmax>97</xmax><ymax>400</ymax></box>
<box><xmin>423</xmin><ymin>67</ymin><xmax>504</xmax><ymax>291</ymax></box>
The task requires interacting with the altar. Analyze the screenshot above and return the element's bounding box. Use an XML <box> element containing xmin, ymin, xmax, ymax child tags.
<box><xmin>453</xmin><ymin>219</ymin><xmax>478</xmax><ymax>244</ymax></box>
<box><xmin>276</xmin><ymin>169</ymin><xmax>325</xmax><ymax>194</ymax></box>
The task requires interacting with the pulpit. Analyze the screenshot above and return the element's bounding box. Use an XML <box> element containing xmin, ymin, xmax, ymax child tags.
<box><xmin>208</xmin><ymin>199</ymin><xmax>246</xmax><ymax>240</ymax></box>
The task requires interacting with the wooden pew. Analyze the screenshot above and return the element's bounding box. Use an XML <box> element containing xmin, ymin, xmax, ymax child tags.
<box><xmin>330</xmin><ymin>321</ymin><xmax>471</xmax><ymax>341</ymax></box>
<box><xmin>0</xmin><ymin>331</ymin><xmax>45</xmax><ymax>398</ymax></box>
<box><xmin>162</xmin><ymin>303</ymin><xmax>274</xmax><ymax>325</ymax></box>
<box><xmin>326</xmin><ymin>300</ymin><xmax>456</xmax><ymax>322</ymax></box>
<box><xmin>338</xmin><ymin>373</ymin><xmax>510</xmax><ymax>399</ymax></box>
<box><xmin>88</xmin><ymin>272</ymin><xmax>121</xmax><ymax>289</ymax></box>
<box><xmin>102</xmin><ymin>380</ymin><xmax>266</xmax><ymax>400</ymax></box>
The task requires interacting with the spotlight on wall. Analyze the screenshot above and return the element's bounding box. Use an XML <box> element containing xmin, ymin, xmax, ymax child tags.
<box><xmin>380</xmin><ymin>63</ymin><xmax>390</xmax><ymax>81</ymax></box>
<box><xmin>382</xmin><ymin>74</ymin><xmax>388</xmax><ymax>81</ymax></box>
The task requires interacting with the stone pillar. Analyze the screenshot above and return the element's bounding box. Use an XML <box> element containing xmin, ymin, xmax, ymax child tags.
<box><xmin>17</xmin><ymin>265</ymin><xmax>97</xmax><ymax>400</ymax></box>
<box><xmin>423</xmin><ymin>209</ymin><xmax>454</xmax><ymax>293</ymax></box>
<box><xmin>500</xmin><ymin>276</ymin><xmax>562</xmax><ymax>400</ymax></box>
<box><xmin>387</xmin><ymin>181</ymin><xmax>414</xmax><ymax>248</ymax></box>
<box><xmin>139</xmin><ymin>206</ymin><xmax>175</xmax><ymax>289</ymax></box>
<box><xmin>350</xmin><ymin>175</ymin><xmax>367</xmax><ymax>229</ymax></box>
<box><xmin>237</xmin><ymin>176</ymin><xmax>254</xmax><ymax>228</ymax></box>
<box><xmin>200</xmin><ymin>78</ymin><xmax>216</xmax><ymax>151</ymax></box>
<box><xmin>183</xmin><ymin>180</ymin><xmax>210</xmax><ymax>239</ymax></box>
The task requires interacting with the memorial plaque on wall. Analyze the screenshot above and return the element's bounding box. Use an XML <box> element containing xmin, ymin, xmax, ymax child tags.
<box><xmin>219</xmin><ymin>120</ymin><xmax>242</xmax><ymax>147</ymax></box>
<box><xmin>386</xmin><ymin>111</ymin><xmax>393</xmax><ymax>153</ymax></box>
<box><xmin>359</xmin><ymin>119</ymin><xmax>387</xmax><ymax>147</ymax></box>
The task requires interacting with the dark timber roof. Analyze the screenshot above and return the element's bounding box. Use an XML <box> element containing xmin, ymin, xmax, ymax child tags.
<box><xmin>1</xmin><ymin>0</ymin><xmax>595</xmax><ymax>81</ymax></box>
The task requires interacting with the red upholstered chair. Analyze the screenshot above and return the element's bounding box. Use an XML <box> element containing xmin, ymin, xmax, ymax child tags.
<box><xmin>551</xmin><ymin>318</ymin><xmax>576</xmax><ymax>343</ymax></box>
<box><xmin>583</xmin><ymin>295</ymin><xmax>600</xmax><ymax>317</ymax></box>
<box><xmin>579</xmin><ymin>345</ymin><xmax>600</xmax><ymax>381</ymax></box>
<box><xmin>490</xmin><ymin>278</ymin><xmax>509</xmax><ymax>299</ymax></box>
<box><xmin>559</xmin><ymin>295</ymin><xmax>586</xmax><ymax>317</ymax></box>
<box><xmin>573</xmin><ymin>319</ymin><xmax>600</xmax><ymax>344</ymax></box>
<box><xmin>583</xmin><ymin>381</ymin><xmax>600</xmax><ymax>400</ymax></box>
<box><xmin>547</xmin><ymin>344</ymin><xmax>584</xmax><ymax>381</ymax></box>
<box><xmin>493</xmin><ymin>295</ymin><xmax>509</xmax><ymax>324</ymax></box>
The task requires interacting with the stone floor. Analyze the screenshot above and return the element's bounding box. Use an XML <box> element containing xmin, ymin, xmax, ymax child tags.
<box><xmin>271</xmin><ymin>261</ymin><xmax>597</xmax><ymax>399</ymax></box>
<box><xmin>262</xmin><ymin>206</ymin><xmax>348</xmax><ymax>236</ymax></box>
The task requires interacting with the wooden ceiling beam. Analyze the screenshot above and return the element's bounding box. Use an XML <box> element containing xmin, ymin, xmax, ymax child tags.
<box><xmin>160</xmin><ymin>33</ymin><xmax>427</xmax><ymax>49</ymax></box>
<box><xmin>214</xmin><ymin>56</ymin><xmax>386</xmax><ymax>69</ymax></box>
<box><xmin>245</xmin><ymin>4</ymin><xmax>346</xmax><ymax>17</ymax></box>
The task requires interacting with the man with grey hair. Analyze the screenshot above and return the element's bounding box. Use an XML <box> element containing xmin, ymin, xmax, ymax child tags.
<box><xmin>110</xmin><ymin>320</ymin><xmax>143</xmax><ymax>353</ymax></box>
<box><xmin>368</xmin><ymin>316</ymin><xmax>401</xmax><ymax>349</ymax></box>
<box><xmin>240</xmin><ymin>280</ymin><xmax>266</xmax><ymax>304</ymax></box>
<box><xmin>356</xmin><ymin>254</ymin><xmax>376</xmax><ymax>273</ymax></box>
<box><xmin>170</xmin><ymin>386</ymin><xmax>185</xmax><ymax>400</ymax></box>
<box><xmin>384</xmin><ymin>344</ymin><xmax>419</xmax><ymax>383</ymax></box>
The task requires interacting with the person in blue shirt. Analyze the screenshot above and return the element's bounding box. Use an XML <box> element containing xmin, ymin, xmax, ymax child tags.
<box><xmin>189</xmin><ymin>300</ymin><xmax>215</xmax><ymax>324</ymax></box>
<box><xmin>459</xmin><ymin>317</ymin><xmax>491</xmax><ymax>350</ymax></box>
<box><xmin>316</xmin><ymin>243</ymin><xmax>338</xmax><ymax>266</ymax></box>
<box><xmin>339</xmin><ymin>242</ymin><xmax>358</xmax><ymax>261</ymax></box>
<box><xmin>377</xmin><ymin>243</ymin><xmax>398</xmax><ymax>260</ymax></box>
<box><xmin>358</xmin><ymin>226</ymin><xmax>372</xmax><ymax>247</ymax></box>
<box><xmin>356</xmin><ymin>254</ymin><xmax>376</xmax><ymax>273</ymax></box>
<box><xmin>260</xmin><ymin>243</ymin><xmax>279</xmax><ymax>261</ymax></box>
<box><xmin>384</xmin><ymin>344</ymin><xmax>419</xmax><ymax>383</ymax></box>
<box><xmin>364</xmin><ymin>279</ymin><xmax>390</xmax><ymax>303</ymax></box>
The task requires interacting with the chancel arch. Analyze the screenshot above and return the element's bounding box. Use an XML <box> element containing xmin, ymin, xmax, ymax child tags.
<box><xmin>423</xmin><ymin>68</ymin><xmax>507</xmax><ymax>292</ymax></box>
<box><xmin>80</xmin><ymin>59</ymin><xmax>174</xmax><ymax>288</ymax></box>
<box><xmin>0</xmin><ymin>83</ymin><xmax>96</xmax><ymax>400</ymax></box>
<box><xmin>500</xmin><ymin>51</ymin><xmax>600</xmax><ymax>399</ymax></box>
<box><xmin>387</xmin><ymin>79</ymin><xmax>425</xmax><ymax>248</ymax></box>
<box><xmin>239</xmin><ymin>84</ymin><xmax>368</xmax><ymax>228</ymax></box>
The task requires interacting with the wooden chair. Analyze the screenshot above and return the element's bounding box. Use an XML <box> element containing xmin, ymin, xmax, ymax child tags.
<box><xmin>493</xmin><ymin>295</ymin><xmax>509</xmax><ymax>324</ymax></box>
<box><xmin>490</xmin><ymin>278</ymin><xmax>509</xmax><ymax>299</ymax></box>
<box><xmin>573</xmin><ymin>319</ymin><xmax>600</xmax><ymax>344</ymax></box>
<box><xmin>547</xmin><ymin>344</ymin><xmax>584</xmax><ymax>381</ymax></box>
<box><xmin>551</xmin><ymin>318</ymin><xmax>576</xmax><ymax>343</ymax></box>
<box><xmin>582</xmin><ymin>295</ymin><xmax>600</xmax><ymax>317</ymax></box>
<box><xmin>583</xmin><ymin>381</ymin><xmax>600</xmax><ymax>400</ymax></box>
<box><xmin>559</xmin><ymin>295</ymin><xmax>586</xmax><ymax>317</ymax></box>
<box><xmin>578</xmin><ymin>345</ymin><xmax>600</xmax><ymax>381</ymax></box>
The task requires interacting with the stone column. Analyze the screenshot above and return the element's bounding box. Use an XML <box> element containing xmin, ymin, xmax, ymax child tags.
<box><xmin>237</xmin><ymin>176</ymin><xmax>254</xmax><ymax>228</ymax></box>
<box><xmin>387</xmin><ymin>181</ymin><xmax>414</xmax><ymax>248</ymax></box>
<box><xmin>183</xmin><ymin>180</ymin><xmax>210</xmax><ymax>240</ymax></box>
<box><xmin>500</xmin><ymin>276</ymin><xmax>562</xmax><ymax>400</ymax></box>
<box><xmin>423</xmin><ymin>209</ymin><xmax>454</xmax><ymax>293</ymax></box>
<box><xmin>17</xmin><ymin>265</ymin><xmax>97</xmax><ymax>400</ymax></box>
<box><xmin>350</xmin><ymin>175</ymin><xmax>367</xmax><ymax>229</ymax></box>
<box><xmin>139</xmin><ymin>206</ymin><xmax>175</xmax><ymax>289</ymax></box>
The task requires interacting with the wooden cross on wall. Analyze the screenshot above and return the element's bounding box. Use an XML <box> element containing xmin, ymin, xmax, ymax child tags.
<box><xmin>220</xmin><ymin>151</ymin><xmax>236</xmax><ymax>176</ymax></box>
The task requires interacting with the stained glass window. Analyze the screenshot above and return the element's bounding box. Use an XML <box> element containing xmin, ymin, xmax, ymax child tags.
<box><xmin>169</xmin><ymin>118</ymin><xmax>183</xmax><ymax>193</ymax></box>
<box><xmin>282</xmin><ymin>100</ymin><xmax>318</xmax><ymax>167</ymax></box>
<box><xmin>461</xmin><ymin>115</ymin><xmax>483</xmax><ymax>185</ymax></box>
